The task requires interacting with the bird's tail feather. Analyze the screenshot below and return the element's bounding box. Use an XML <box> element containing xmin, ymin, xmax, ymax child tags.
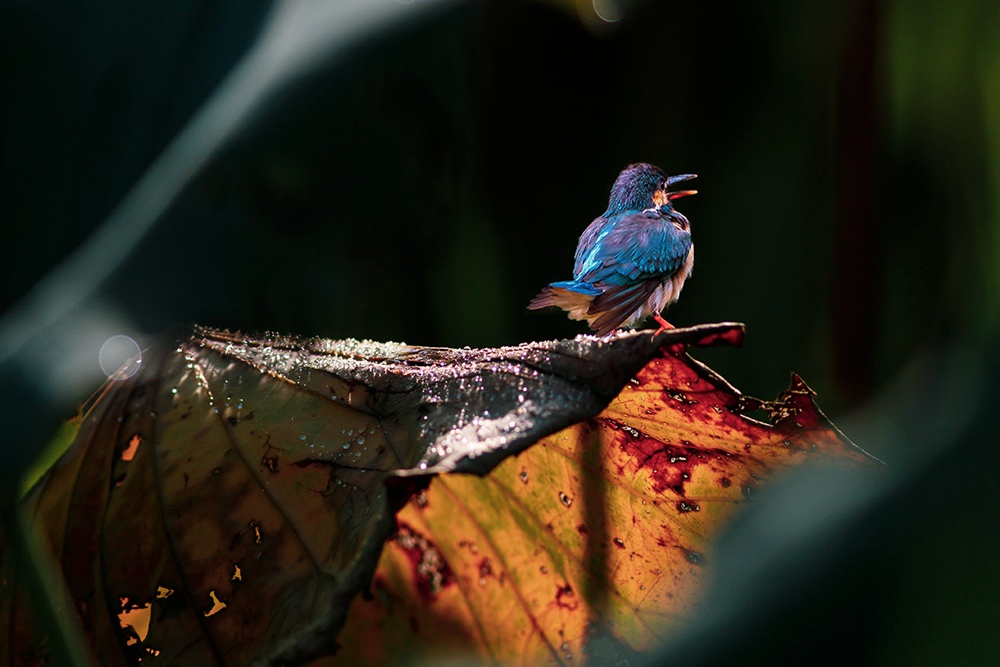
<box><xmin>527</xmin><ymin>282</ymin><xmax>600</xmax><ymax>323</ymax></box>
<box><xmin>589</xmin><ymin>281</ymin><xmax>659</xmax><ymax>336</ymax></box>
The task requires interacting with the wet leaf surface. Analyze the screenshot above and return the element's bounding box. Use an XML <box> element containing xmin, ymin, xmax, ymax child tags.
<box><xmin>328</xmin><ymin>333</ymin><xmax>875</xmax><ymax>666</ymax></box>
<box><xmin>13</xmin><ymin>324</ymin><xmax>749</xmax><ymax>666</ymax></box>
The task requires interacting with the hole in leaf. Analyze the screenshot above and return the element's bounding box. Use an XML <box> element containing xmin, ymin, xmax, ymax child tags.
<box><xmin>117</xmin><ymin>597</ymin><xmax>151</xmax><ymax>644</ymax></box>
<box><xmin>204</xmin><ymin>590</ymin><xmax>227</xmax><ymax>617</ymax></box>
<box><xmin>121</xmin><ymin>434</ymin><xmax>141</xmax><ymax>461</ymax></box>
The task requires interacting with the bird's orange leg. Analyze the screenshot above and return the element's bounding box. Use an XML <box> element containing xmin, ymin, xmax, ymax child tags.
<box><xmin>651</xmin><ymin>312</ymin><xmax>674</xmax><ymax>339</ymax></box>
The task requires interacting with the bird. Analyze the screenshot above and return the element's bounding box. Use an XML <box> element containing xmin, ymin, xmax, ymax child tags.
<box><xmin>528</xmin><ymin>163</ymin><xmax>697</xmax><ymax>337</ymax></box>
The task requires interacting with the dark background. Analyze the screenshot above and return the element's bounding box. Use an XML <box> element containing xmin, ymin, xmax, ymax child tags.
<box><xmin>2</xmin><ymin>0</ymin><xmax>998</xmax><ymax>664</ymax></box>
<box><xmin>8</xmin><ymin>0</ymin><xmax>997</xmax><ymax>423</ymax></box>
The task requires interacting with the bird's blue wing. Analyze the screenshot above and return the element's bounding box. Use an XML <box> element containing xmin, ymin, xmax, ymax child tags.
<box><xmin>573</xmin><ymin>217</ymin><xmax>610</xmax><ymax>277</ymax></box>
<box><xmin>548</xmin><ymin>280</ymin><xmax>601</xmax><ymax>295</ymax></box>
<box><xmin>575</xmin><ymin>212</ymin><xmax>691</xmax><ymax>286</ymax></box>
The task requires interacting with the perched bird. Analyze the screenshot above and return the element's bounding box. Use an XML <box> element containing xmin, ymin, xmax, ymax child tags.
<box><xmin>528</xmin><ymin>163</ymin><xmax>697</xmax><ymax>337</ymax></box>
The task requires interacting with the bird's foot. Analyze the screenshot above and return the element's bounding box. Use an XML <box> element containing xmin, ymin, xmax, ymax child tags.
<box><xmin>651</xmin><ymin>313</ymin><xmax>674</xmax><ymax>340</ymax></box>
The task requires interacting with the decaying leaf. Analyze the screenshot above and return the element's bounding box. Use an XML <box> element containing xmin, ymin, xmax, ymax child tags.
<box><xmin>329</xmin><ymin>334</ymin><xmax>876</xmax><ymax>666</ymax></box>
<box><xmin>14</xmin><ymin>324</ymin><xmax>760</xmax><ymax>666</ymax></box>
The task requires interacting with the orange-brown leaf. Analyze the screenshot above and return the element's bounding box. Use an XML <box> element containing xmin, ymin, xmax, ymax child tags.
<box><xmin>331</xmin><ymin>336</ymin><xmax>875</xmax><ymax>665</ymax></box>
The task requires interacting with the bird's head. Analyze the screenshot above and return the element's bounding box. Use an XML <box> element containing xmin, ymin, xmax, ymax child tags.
<box><xmin>605</xmin><ymin>163</ymin><xmax>697</xmax><ymax>215</ymax></box>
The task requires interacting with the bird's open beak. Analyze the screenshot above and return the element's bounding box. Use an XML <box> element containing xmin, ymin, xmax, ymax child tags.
<box><xmin>667</xmin><ymin>189</ymin><xmax>697</xmax><ymax>200</ymax></box>
<box><xmin>666</xmin><ymin>173</ymin><xmax>697</xmax><ymax>200</ymax></box>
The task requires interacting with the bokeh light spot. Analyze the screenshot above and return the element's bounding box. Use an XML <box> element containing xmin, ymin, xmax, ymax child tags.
<box><xmin>99</xmin><ymin>335</ymin><xmax>142</xmax><ymax>379</ymax></box>
<box><xmin>593</xmin><ymin>0</ymin><xmax>625</xmax><ymax>23</ymax></box>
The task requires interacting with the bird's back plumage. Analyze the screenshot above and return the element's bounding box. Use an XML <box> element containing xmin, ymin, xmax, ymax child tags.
<box><xmin>528</xmin><ymin>163</ymin><xmax>696</xmax><ymax>336</ymax></box>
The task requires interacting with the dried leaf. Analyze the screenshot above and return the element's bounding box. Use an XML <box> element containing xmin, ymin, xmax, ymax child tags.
<box><xmin>16</xmin><ymin>324</ymin><xmax>744</xmax><ymax>665</ymax></box>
